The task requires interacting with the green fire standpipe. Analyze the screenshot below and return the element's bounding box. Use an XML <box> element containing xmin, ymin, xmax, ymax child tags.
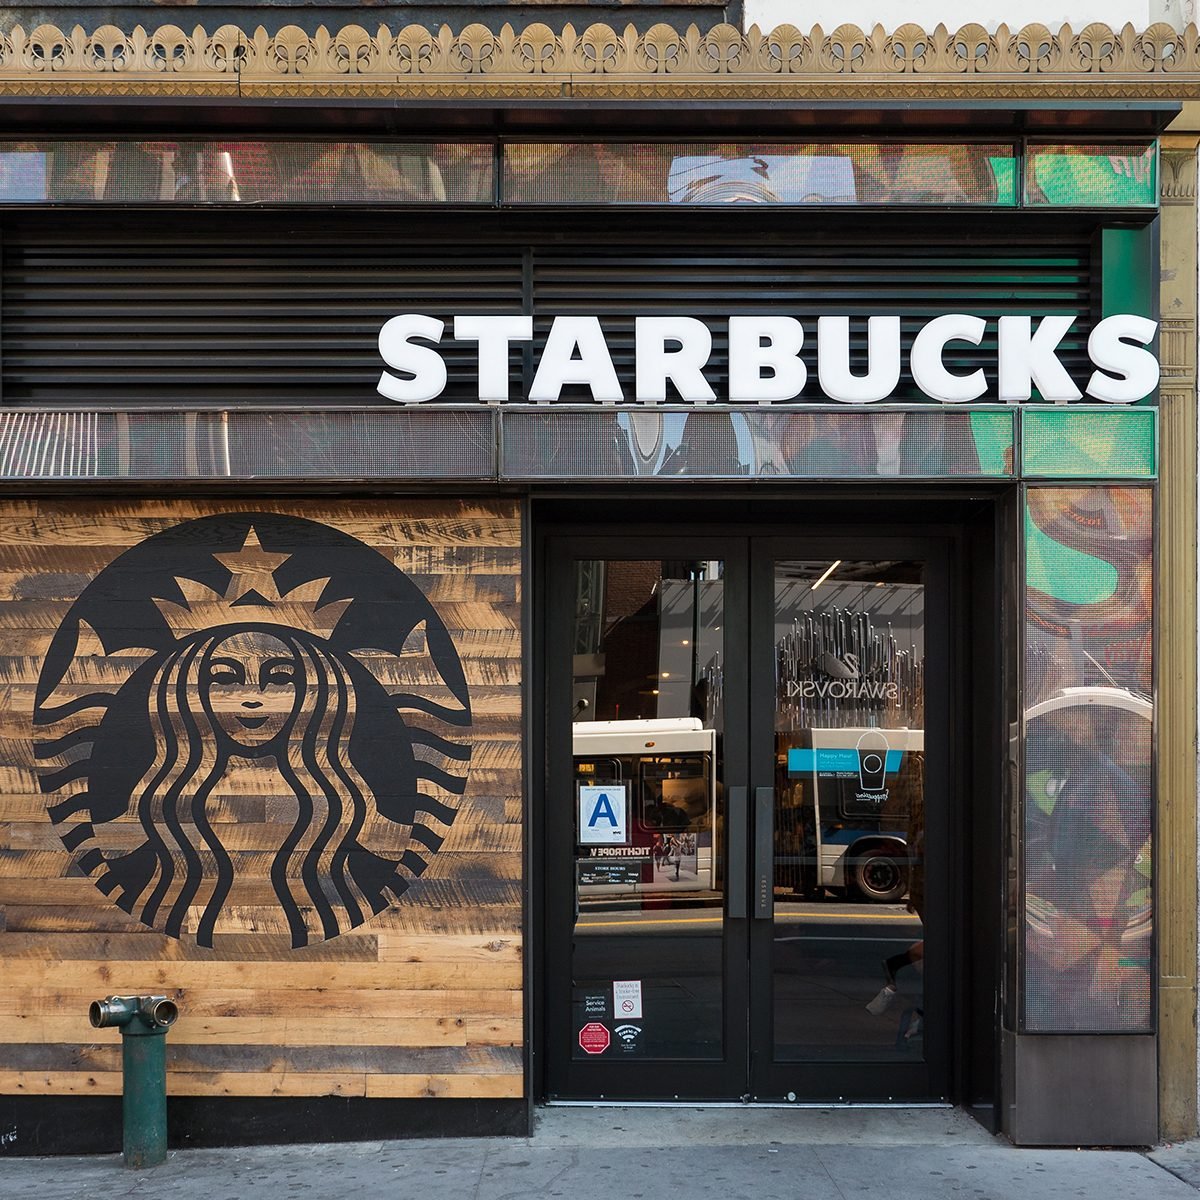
<box><xmin>89</xmin><ymin>994</ymin><xmax>179</xmax><ymax>1168</ymax></box>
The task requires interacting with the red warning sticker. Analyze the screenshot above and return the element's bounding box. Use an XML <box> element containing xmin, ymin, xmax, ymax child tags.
<box><xmin>578</xmin><ymin>1021</ymin><xmax>610</xmax><ymax>1055</ymax></box>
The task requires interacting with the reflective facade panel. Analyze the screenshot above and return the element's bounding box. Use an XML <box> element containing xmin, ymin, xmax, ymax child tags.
<box><xmin>500</xmin><ymin>409</ymin><xmax>1014</xmax><ymax>479</ymax></box>
<box><xmin>503</xmin><ymin>143</ymin><xmax>1017</xmax><ymax>205</ymax></box>
<box><xmin>1026</xmin><ymin>143</ymin><xmax>1158</xmax><ymax>207</ymax></box>
<box><xmin>1023</xmin><ymin>486</ymin><xmax>1153</xmax><ymax>1032</ymax></box>
<box><xmin>0</xmin><ymin>409</ymin><xmax>496</xmax><ymax>479</ymax></box>
<box><xmin>1022</xmin><ymin>409</ymin><xmax>1156</xmax><ymax>478</ymax></box>
<box><xmin>0</xmin><ymin>142</ymin><xmax>495</xmax><ymax>204</ymax></box>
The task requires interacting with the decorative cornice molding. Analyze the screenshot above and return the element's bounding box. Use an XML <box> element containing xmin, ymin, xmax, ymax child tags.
<box><xmin>0</xmin><ymin>21</ymin><xmax>1197</xmax><ymax>100</ymax></box>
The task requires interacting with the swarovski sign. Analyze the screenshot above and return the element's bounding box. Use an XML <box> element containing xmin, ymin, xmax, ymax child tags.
<box><xmin>377</xmin><ymin>313</ymin><xmax>1159</xmax><ymax>406</ymax></box>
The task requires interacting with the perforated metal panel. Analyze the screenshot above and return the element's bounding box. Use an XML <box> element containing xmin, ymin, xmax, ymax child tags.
<box><xmin>499</xmin><ymin>408</ymin><xmax>1013</xmax><ymax>479</ymax></box>
<box><xmin>0</xmin><ymin>409</ymin><xmax>494</xmax><ymax>480</ymax></box>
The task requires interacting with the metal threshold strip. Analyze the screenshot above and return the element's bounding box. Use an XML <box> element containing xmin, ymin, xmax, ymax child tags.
<box><xmin>544</xmin><ymin>1100</ymin><xmax>955</xmax><ymax>1109</ymax></box>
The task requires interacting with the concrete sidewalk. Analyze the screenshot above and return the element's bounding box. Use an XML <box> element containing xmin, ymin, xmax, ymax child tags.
<box><xmin>4</xmin><ymin>1106</ymin><xmax>1197</xmax><ymax>1200</ymax></box>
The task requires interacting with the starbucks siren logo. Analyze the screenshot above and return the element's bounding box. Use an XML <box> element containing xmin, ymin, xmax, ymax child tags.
<box><xmin>34</xmin><ymin>513</ymin><xmax>471</xmax><ymax>948</ymax></box>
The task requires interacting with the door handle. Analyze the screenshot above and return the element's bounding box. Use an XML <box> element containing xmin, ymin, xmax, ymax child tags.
<box><xmin>727</xmin><ymin>786</ymin><xmax>747</xmax><ymax>920</ymax></box>
<box><xmin>754</xmin><ymin>786</ymin><xmax>774</xmax><ymax>920</ymax></box>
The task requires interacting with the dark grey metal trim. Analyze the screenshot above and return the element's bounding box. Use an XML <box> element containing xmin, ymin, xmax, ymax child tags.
<box><xmin>753</xmin><ymin>786</ymin><xmax>773</xmax><ymax>921</ymax></box>
<box><xmin>727</xmin><ymin>785</ymin><xmax>747</xmax><ymax>921</ymax></box>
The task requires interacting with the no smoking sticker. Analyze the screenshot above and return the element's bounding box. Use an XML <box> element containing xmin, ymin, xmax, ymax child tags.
<box><xmin>613</xmin><ymin>979</ymin><xmax>643</xmax><ymax>1019</ymax></box>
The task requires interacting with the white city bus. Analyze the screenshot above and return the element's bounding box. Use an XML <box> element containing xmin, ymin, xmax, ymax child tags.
<box><xmin>785</xmin><ymin>726</ymin><xmax>924</xmax><ymax>903</ymax></box>
<box><xmin>572</xmin><ymin>718</ymin><xmax>717</xmax><ymax>898</ymax></box>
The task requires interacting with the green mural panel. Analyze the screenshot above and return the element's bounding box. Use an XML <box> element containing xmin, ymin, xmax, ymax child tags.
<box><xmin>1026</xmin><ymin>144</ymin><xmax>1158</xmax><ymax>207</ymax></box>
<box><xmin>1022</xmin><ymin>409</ymin><xmax>1156</xmax><ymax>478</ymax></box>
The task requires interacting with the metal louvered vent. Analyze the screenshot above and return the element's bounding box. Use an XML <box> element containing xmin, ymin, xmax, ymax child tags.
<box><xmin>530</xmin><ymin>242</ymin><xmax>1093</xmax><ymax>403</ymax></box>
<box><xmin>2</xmin><ymin>233</ymin><xmax>525</xmax><ymax>406</ymax></box>
<box><xmin>2</xmin><ymin>228</ymin><xmax>1092</xmax><ymax>407</ymax></box>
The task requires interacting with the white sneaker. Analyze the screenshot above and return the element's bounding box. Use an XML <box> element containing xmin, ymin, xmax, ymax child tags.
<box><xmin>866</xmin><ymin>984</ymin><xmax>897</xmax><ymax>1016</ymax></box>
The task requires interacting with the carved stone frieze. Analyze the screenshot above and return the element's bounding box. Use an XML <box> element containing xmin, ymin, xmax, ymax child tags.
<box><xmin>1162</xmin><ymin>147</ymin><xmax>1199</xmax><ymax>203</ymax></box>
<box><xmin>0</xmin><ymin>21</ymin><xmax>1197</xmax><ymax>98</ymax></box>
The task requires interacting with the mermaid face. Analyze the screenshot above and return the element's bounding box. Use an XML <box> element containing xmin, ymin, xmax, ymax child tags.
<box><xmin>202</xmin><ymin>630</ymin><xmax>300</xmax><ymax>749</ymax></box>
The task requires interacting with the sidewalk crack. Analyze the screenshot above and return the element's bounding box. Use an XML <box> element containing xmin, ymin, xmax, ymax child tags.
<box><xmin>811</xmin><ymin>1146</ymin><xmax>852</xmax><ymax>1200</ymax></box>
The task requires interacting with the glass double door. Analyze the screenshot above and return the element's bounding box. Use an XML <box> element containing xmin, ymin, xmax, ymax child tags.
<box><xmin>544</xmin><ymin>533</ymin><xmax>950</xmax><ymax>1102</ymax></box>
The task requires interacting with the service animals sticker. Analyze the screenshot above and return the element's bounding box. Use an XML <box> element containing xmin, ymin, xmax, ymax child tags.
<box><xmin>578</xmin><ymin>784</ymin><xmax>628</xmax><ymax>845</ymax></box>
<box><xmin>613</xmin><ymin>979</ymin><xmax>643</xmax><ymax>1019</ymax></box>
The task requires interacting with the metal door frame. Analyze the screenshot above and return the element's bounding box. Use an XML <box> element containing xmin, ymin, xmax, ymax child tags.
<box><xmin>531</xmin><ymin>497</ymin><xmax>1002</xmax><ymax>1115</ymax></box>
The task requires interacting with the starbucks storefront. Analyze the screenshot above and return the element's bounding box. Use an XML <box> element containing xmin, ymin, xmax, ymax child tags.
<box><xmin>0</xmin><ymin>58</ymin><xmax>1185</xmax><ymax>1153</ymax></box>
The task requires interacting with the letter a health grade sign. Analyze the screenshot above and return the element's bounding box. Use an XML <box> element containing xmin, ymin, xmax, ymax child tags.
<box><xmin>578</xmin><ymin>784</ymin><xmax>628</xmax><ymax>845</ymax></box>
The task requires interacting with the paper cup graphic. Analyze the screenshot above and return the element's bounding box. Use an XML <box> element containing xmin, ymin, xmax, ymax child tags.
<box><xmin>857</xmin><ymin>730</ymin><xmax>890</xmax><ymax>791</ymax></box>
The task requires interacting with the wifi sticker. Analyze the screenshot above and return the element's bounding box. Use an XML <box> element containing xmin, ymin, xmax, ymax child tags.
<box><xmin>614</xmin><ymin>1024</ymin><xmax>643</xmax><ymax>1054</ymax></box>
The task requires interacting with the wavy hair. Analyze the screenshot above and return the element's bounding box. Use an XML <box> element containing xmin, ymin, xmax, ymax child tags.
<box><xmin>128</xmin><ymin>626</ymin><xmax>379</xmax><ymax>948</ymax></box>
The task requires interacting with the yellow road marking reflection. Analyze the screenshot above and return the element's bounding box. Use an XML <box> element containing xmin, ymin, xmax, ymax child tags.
<box><xmin>580</xmin><ymin>911</ymin><xmax>919</xmax><ymax>930</ymax></box>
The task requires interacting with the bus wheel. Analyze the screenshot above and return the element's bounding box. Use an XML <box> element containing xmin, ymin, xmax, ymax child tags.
<box><xmin>855</xmin><ymin>849</ymin><xmax>907</xmax><ymax>903</ymax></box>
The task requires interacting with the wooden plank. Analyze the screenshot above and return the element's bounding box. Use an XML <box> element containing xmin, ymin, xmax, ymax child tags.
<box><xmin>371</xmin><ymin>933</ymin><xmax>522</xmax><ymax>962</ymax></box>
<box><xmin>0</xmin><ymin>1014</ymin><xmax>521</xmax><ymax>1047</ymax></box>
<box><xmin>1</xmin><ymin>905</ymin><xmax>150</xmax><ymax>934</ymax></box>
<box><xmin>0</xmin><ymin>989</ymin><xmax>522</xmax><ymax>1019</ymax></box>
<box><xmin>0</xmin><ymin>556</ymin><xmax>521</xmax><ymax>599</ymax></box>
<box><xmin>168</xmin><ymin>1072</ymin><xmax>367</xmax><ymax>1098</ymax></box>
<box><xmin>0</xmin><ymin>624</ymin><xmax>516</xmax><ymax>662</ymax></box>
<box><xmin>0</xmin><ymin>505</ymin><xmax>519</xmax><ymax>549</ymax></box>
<box><xmin>29</xmin><ymin>820</ymin><xmax>517</xmax><ymax>856</ymax></box>
<box><xmin>0</xmin><ymin>683</ymin><xmax>522</xmax><ymax>721</ymax></box>
<box><xmin>0</xmin><ymin>931</ymin><xmax>384</xmax><ymax>960</ymax></box>
<box><xmin>0</xmin><ymin>1071</ymin><xmax>521</xmax><ymax>1099</ymax></box>
<box><xmin>0</xmin><ymin>1042</ymin><xmax>522</xmax><ymax>1075</ymax></box>
<box><xmin>0</xmin><ymin>954</ymin><xmax>521</xmax><ymax>991</ymax></box>
<box><xmin>363</xmin><ymin>1074</ymin><xmax>522</xmax><ymax>1099</ymax></box>
<box><xmin>0</xmin><ymin>796</ymin><xmax>56</xmax><ymax>821</ymax></box>
<box><xmin>0</xmin><ymin>1070</ymin><xmax>122</xmax><ymax>1095</ymax></box>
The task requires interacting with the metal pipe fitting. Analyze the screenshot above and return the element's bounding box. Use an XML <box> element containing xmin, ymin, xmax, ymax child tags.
<box><xmin>88</xmin><ymin>994</ymin><xmax>179</xmax><ymax>1168</ymax></box>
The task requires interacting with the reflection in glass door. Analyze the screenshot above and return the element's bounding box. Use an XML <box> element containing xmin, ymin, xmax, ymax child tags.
<box><xmin>568</xmin><ymin>557</ymin><xmax>733</xmax><ymax>1066</ymax></box>
<box><xmin>545</xmin><ymin>537</ymin><xmax>948</xmax><ymax>1102</ymax></box>
<box><xmin>767</xmin><ymin>560</ymin><xmax>928</xmax><ymax>1069</ymax></box>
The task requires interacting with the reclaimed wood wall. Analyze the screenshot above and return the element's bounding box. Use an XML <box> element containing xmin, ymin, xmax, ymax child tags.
<box><xmin>0</xmin><ymin>499</ymin><xmax>523</xmax><ymax>1100</ymax></box>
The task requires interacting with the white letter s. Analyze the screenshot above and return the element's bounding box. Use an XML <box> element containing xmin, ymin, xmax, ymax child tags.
<box><xmin>378</xmin><ymin>314</ymin><xmax>447</xmax><ymax>403</ymax></box>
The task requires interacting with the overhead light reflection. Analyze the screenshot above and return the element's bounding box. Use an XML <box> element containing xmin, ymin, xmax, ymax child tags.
<box><xmin>810</xmin><ymin>560</ymin><xmax>842</xmax><ymax>590</ymax></box>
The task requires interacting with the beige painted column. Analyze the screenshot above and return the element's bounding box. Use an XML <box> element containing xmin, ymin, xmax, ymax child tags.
<box><xmin>1158</xmin><ymin>136</ymin><xmax>1199</xmax><ymax>1142</ymax></box>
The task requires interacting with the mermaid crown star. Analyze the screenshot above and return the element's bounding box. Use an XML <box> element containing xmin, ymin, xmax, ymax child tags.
<box><xmin>152</xmin><ymin>528</ymin><xmax>352</xmax><ymax>641</ymax></box>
